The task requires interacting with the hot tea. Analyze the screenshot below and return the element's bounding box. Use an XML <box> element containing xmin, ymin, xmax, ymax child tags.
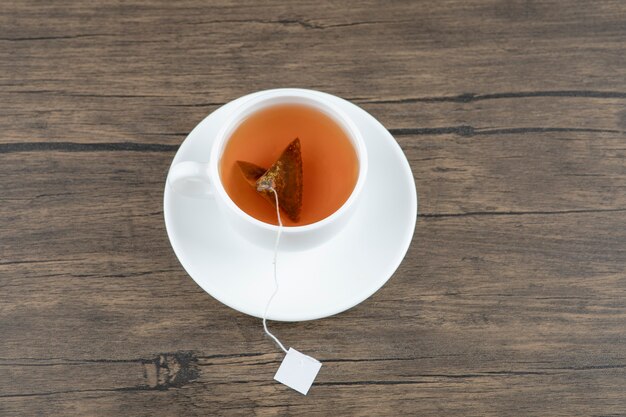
<box><xmin>220</xmin><ymin>104</ymin><xmax>359</xmax><ymax>226</ymax></box>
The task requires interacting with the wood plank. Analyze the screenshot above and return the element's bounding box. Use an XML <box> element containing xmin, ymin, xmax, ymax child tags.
<box><xmin>2</xmin><ymin>129</ymin><xmax>625</xmax><ymax>222</ymax></box>
<box><xmin>2</xmin><ymin>93</ymin><xmax>626</xmax><ymax>145</ymax></box>
<box><xmin>1</xmin><ymin>361</ymin><xmax>625</xmax><ymax>416</ymax></box>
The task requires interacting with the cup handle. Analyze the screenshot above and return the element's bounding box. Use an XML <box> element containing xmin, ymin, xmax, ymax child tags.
<box><xmin>168</xmin><ymin>161</ymin><xmax>213</xmax><ymax>198</ymax></box>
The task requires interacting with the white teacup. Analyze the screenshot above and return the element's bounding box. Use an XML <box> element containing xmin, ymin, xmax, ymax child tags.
<box><xmin>168</xmin><ymin>88</ymin><xmax>368</xmax><ymax>250</ymax></box>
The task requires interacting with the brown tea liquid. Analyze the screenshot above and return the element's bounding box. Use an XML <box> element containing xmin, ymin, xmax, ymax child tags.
<box><xmin>219</xmin><ymin>104</ymin><xmax>359</xmax><ymax>226</ymax></box>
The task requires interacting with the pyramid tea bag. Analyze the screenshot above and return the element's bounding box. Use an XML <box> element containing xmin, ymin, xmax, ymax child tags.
<box><xmin>237</xmin><ymin>138</ymin><xmax>303</xmax><ymax>222</ymax></box>
<box><xmin>257</xmin><ymin>138</ymin><xmax>303</xmax><ymax>221</ymax></box>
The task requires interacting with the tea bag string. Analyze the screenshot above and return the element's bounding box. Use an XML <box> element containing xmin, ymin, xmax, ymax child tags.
<box><xmin>262</xmin><ymin>187</ymin><xmax>288</xmax><ymax>354</ymax></box>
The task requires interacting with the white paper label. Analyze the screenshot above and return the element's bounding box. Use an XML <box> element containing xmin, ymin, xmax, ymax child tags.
<box><xmin>274</xmin><ymin>348</ymin><xmax>322</xmax><ymax>395</ymax></box>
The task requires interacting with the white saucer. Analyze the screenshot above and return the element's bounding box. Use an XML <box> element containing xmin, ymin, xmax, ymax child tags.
<box><xmin>164</xmin><ymin>91</ymin><xmax>417</xmax><ymax>321</ymax></box>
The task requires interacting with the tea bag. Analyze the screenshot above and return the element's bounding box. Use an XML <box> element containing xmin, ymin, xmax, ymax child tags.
<box><xmin>259</xmin><ymin>186</ymin><xmax>322</xmax><ymax>395</ymax></box>
<box><xmin>237</xmin><ymin>138</ymin><xmax>303</xmax><ymax>222</ymax></box>
<box><xmin>237</xmin><ymin>143</ymin><xmax>320</xmax><ymax>394</ymax></box>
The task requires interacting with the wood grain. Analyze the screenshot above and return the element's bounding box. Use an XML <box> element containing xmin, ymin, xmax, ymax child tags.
<box><xmin>1</xmin><ymin>0</ymin><xmax>625</xmax><ymax>416</ymax></box>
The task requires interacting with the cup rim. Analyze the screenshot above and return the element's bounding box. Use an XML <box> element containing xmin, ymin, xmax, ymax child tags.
<box><xmin>209</xmin><ymin>88</ymin><xmax>368</xmax><ymax>233</ymax></box>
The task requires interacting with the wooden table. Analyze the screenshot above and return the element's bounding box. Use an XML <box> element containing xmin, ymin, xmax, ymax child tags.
<box><xmin>2</xmin><ymin>1</ymin><xmax>625</xmax><ymax>415</ymax></box>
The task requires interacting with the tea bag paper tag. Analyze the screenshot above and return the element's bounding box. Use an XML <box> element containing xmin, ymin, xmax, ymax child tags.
<box><xmin>274</xmin><ymin>348</ymin><xmax>322</xmax><ymax>395</ymax></box>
